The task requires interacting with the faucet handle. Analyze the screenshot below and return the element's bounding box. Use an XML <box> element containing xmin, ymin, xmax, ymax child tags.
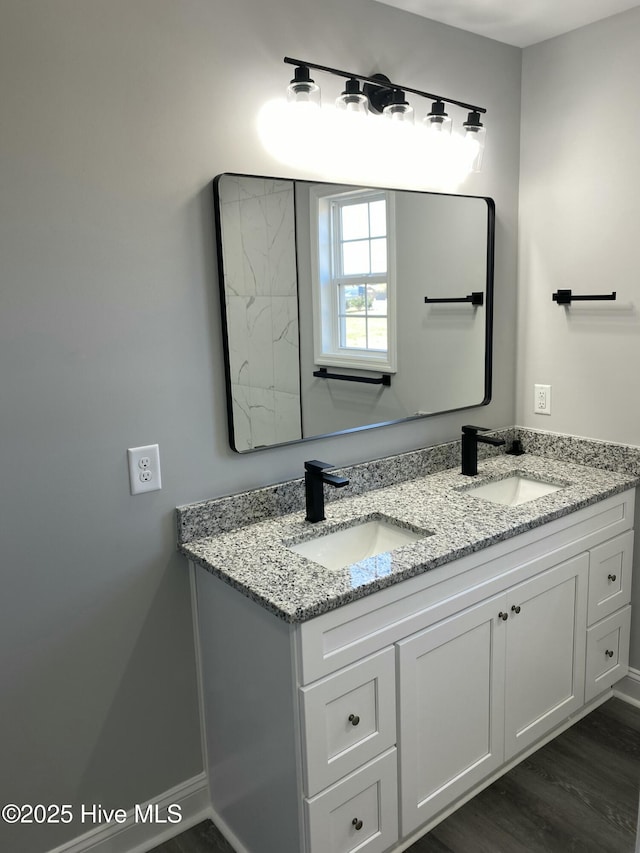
<box><xmin>461</xmin><ymin>425</ymin><xmax>490</xmax><ymax>435</ymax></box>
<box><xmin>304</xmin><ymin>460</ymin><xmax>335</xmax><ymax>474</ymax></box>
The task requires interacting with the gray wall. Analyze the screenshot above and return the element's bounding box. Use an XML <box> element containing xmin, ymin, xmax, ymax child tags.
<box><xmin>518</xmin><ymin>7</ymin><xmax>640</xmax><ymax>667</ymax></box>
<box><xmin>518</xmin><ymin>7</ymin><xmax>640</xmax><ymax>443</ymax></box>
<box><xmin>0</xmin><ymin>1</ymin><xmax>520</xmax><ymax>850</ymax></box>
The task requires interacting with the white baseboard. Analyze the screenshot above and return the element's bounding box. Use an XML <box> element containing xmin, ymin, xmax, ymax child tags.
<box><xmin>46</xmin><ymin>773</ymin><xmax>211</xmax><ymax>853</ymax></box>
<box><xmin>208</xmin><ymin>805</ymin><xmax>251</xmax><ymax>853</ymax></box>
<box><xmin>613</xmin><ymin>668</ymin><xmax>640</xmax><ymax>708</ymax></box>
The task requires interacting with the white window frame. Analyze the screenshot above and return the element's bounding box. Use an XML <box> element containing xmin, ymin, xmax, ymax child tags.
<box><xmin>310</xmin><ymin>185</ymin><xmax>397</xmax><ymax>374</ymax></box>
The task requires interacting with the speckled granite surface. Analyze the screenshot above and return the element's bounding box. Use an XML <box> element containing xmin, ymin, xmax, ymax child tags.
<box><xmin>177</xmin><ymin>428</ymin><xmax>515</xmax><ymax>543</ymax></box>
<box><xmin>179</xmin><ymin>450</ymin><xmax>638</xmax><ymax>623</ymax></box>
<box><xmin>515</xmin><ymin>428</ymin><xmax>640</xmax><ymax>475</ymax></box>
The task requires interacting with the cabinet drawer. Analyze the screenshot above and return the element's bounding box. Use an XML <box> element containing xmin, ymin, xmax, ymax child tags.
<box><xmin>588</xmin><ymin>530</ymin><xmax>633</xmax><ymax>625</ymax></box>
<box><xmin>585</xmin><ymin>606</ymin><xmax>631</xmax><ymax>703</ymax></box>
<box><xmin>305</xmin><ymin>748</ymin><xmax>398</xmax><ymax>853</ymax></box>
<box><xmin>299</xmin><ymin>647</ymin><xmax>396</xmax><ymax>797</ymax></box>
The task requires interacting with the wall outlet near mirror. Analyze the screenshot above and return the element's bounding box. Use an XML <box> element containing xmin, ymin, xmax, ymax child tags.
<box><xmin>534</xmin><ymin>384</ymin><xmax>551</xmax><ymax>415</ymax></box>
<box><xmin>127</xmin><ymin>444</ymin><xmax>162</xmax><ymax>494</ymax></box>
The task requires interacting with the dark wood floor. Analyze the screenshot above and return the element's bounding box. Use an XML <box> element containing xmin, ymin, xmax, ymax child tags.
<box><xmin>151</xmin><ymin>697</ymin><xmax>640</xmax><ymax>853</ymax></box>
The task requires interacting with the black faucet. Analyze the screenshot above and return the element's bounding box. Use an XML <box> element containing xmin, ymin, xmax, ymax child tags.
<box><xmin>304</xmin><ymin>460</ymin><xmax>349</xmax><ymax>523</ymax></box>
<box><xmin>461</xmin><ymin>425</ymin><xmax>506</xmax><ymax>476</ymax></box>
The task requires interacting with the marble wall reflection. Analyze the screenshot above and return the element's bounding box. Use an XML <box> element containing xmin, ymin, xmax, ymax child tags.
<box><xmin>218</xmin><ymin>176</ymin><xmax>301</xmax><ymax>449</ymax></box>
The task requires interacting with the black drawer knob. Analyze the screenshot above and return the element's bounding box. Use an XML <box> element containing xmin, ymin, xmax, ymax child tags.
<box><xmin>498</xmin><ymin>611</ymin><xmax>508</xmax><ymax>621</ymax></box>
<box><xmin>348</xmin><ymin>713</ymin><xmax>360</xmax><ymax>726</ymax></box>
<box><xmin>608</xmin><ymin>574</ymin><xmax>617</xmax><ymax>582</ymax></box>
<box><xmin>605</xmin><ymin>649</ymin><xmax>614</xmax><ymax>658</ymax></box>
<box><xmin>352</xmin><ymin>818</ymin><xmax>363</xmax><ymax>831</ymax></box>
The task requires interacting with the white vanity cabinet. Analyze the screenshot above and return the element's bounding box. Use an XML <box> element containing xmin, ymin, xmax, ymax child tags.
<box><xmin>192</xmin><ymin>488</ymin><xmax>635</xmax><ymax>853</ymax></box>
<box><xmin>397</xmin><ymin>552</ymin><xmax>589</xmax><ymax>836</ymax></box>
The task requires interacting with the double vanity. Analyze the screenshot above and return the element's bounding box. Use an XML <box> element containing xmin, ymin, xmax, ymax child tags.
<box><xmin>178</xmin><ymin>438</ymin><xmax>638</xmax><ymax>853</ymax></box>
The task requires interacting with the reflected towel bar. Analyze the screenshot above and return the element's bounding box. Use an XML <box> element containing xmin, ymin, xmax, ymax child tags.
<box><xmin>424</xmin><ymin>292</ymin><xmax>484</xmax><ymax>306</ymax></box>
<box><xmin>313</xmin><ymin>368</ymin><xmax>391</xmax><ymax>386</ymax></box>
<box><xmin>552</xmin><ymin>289</ymin><xmax>617</xmax><ymax>305</ymax></box>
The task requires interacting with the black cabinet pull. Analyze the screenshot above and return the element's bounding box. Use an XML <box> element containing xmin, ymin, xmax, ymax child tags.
<box><xmin>352</xmin><ymin>818</ymin><xmax>363</xmax><ymax>831</ymax></box>
<box><xmin>608</xmin><ymin>573</ymin><xmax>617</xmax><ymax>582</ymax></box>
<box><xmin>511</xmin><ymin>605</ymin><xmax>521</xmax><ymax>614</ymax></box>
<box><xmin>348</xmin><ymin>714</ymin><xmax>360</xmax><ymax>726</ymax></box>
<box><xmin>498</xmin><ymin>611</ymin><xmax>508</xmax><ymax>621</ymax></box>
<box><xmin>605</xmin><ymin>649</ymin><xmax>614</xmax><ymax>658</ymax></box>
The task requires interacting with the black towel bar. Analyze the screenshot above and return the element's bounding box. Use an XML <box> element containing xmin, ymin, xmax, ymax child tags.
<box><xmin>313</xmin><ymin>368</ymin><xmax>391</xmax><ymax>386</ymax></box>
<box><xmin>552</xmin><ymin>289</ymin><xmax>616</xmax><ymax>305</ymax></box>
<box><xmin>424</xmin><ymin>292</ymin><xmax>484</xmax><ymax>306</ymax></box>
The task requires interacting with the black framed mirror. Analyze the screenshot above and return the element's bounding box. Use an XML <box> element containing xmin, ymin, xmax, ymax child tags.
<box><xmin>214</xmin><ymin>173</ymin><xmax>494</xmax><ymax>452</ymax></box>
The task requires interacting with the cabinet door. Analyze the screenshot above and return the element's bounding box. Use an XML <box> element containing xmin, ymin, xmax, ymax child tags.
<box><xmin>397</xmin><ymin>594</ymin><xmax>506</xmax><ymax>836</ymax></box>
<box><xmin>504</xmin><ymin>553</ymin><xmax>588</xmax><ymax>760</ymax></box>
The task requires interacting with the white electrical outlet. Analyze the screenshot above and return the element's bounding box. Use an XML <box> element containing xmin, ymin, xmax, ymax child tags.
<box><xmin>534</xmin><ymin>384</ymin><xmax>551</xmax><ymax>415</ymax></box>
<box><xmin>127</xmin><ymin>444</ymin><xmax>162</xmax><ymax>494</ymax></box>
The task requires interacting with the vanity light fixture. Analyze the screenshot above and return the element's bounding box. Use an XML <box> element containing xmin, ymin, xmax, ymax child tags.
<box><xmin>282</xmin><ymin>57</ymin><xmax>486</xmax><ymax>163</ymax></box>
<box><xmin>257</xmin><ymin>58</ymin><xmax>488</xmax><ymax>187</ymax></box>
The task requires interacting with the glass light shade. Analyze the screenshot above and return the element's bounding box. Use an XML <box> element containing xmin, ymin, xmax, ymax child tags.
<box><xmin>336</xmin><ymin>93</ymin><xmax>369</xmax><ymax>114</ymax></box>
<box><xmin>424</xmin><ymin>101</ymin><xmax>452</xmax><ymax>135</ymax></box>
<box><xmin>424</xmin><ymin>114</ymin><xmax>452</xmax><ymax>134</ymax></box>
<box><xmin>463</xmin><ymin>111</ymin><xmax>486</xmax><ymax>171</ymax></box>
<box><xmin>463</xmin><ymin>126</ymin><xmax>486</xmax><ymax>171</ymax></box>
<box><xmin>336</xmin><ymin>78</ymin><xmax>369</xmax><ymax>115</ymax></box>
<box><xmin>287</xmin><ymin>79</ymin><xmax>321</xmax><ymax>106</ymax></box>
<box><xmin>382</xmin><ymin>102</ymin><xmax>414</xmax><ymax>123</ymax></box>
<box><xmin>287</xmin><ymin>66</ymin><xmax>321</xmax><ymax>107</ymax></box>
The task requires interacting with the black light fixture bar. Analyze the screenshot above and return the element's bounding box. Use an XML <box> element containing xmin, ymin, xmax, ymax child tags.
<box><xmin>552</xmin><ymin>289</ymin><xmax>617</xmax><ymax>305</ymax></box>
<box><xmin>283</xmin><ymin>56</ymin><xmax>486</xmax><ymax>115</ymax></box>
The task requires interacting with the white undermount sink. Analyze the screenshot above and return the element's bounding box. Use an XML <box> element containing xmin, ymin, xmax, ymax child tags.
<box><xmin>287</xmin><ymin>518</ymin><xmax>427</xmax><ymax>571</ymax></box>
<box><xmin>465</xmin><ymin>474</ymin><xmax>562</xmax><ymax>507</ymax></box>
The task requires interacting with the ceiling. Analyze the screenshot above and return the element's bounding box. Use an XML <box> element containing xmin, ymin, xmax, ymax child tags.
<box><xmin>372</xmin><ymin>0</ymin><xmax>640</xmax><ymax>46</ymax></box>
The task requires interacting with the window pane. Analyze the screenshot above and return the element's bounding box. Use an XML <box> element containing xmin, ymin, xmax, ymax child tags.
<box><xmin>367</xmin><ymin>317</ymin><xmax>388</xmax><ymax>351</ymax></box>
<box><xmin>369</xmin><ymin>200</ymin><xmax>386</xmax><ymax>237</ymax></box>
<box><xmin>368</xmin><ymin>283</ymin><xmax>388</xmax><ymax>315</ymax></box>
<box><xmin>341</xmin><ymin>203</ymin><xmax>369</xmax><ymax>240</ymax></box>
<box><xmin>340</xmin><ymin>284</ymin><xmax>367</xmax><ymax>315</ymax></box>
<box><xmin>370</xmin><ymin>238</ymin><xmax>387</xmax><ymax>273</ymax></box>
<box><xmin>342</xmin><ymin>240</ymin><xmax>370</xmax><ymax>275</ymax></box>
<box><xmin>341</xmin><ymin>316</ymin><xmax>367</xmax><ymax>349</ymax></box>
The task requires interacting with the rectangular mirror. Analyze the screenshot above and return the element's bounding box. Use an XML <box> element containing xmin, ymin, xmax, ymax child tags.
<box><xmin>214</xmin><ymin>173</ymin><xmax>494</xmax><ymax>452</ymax></box>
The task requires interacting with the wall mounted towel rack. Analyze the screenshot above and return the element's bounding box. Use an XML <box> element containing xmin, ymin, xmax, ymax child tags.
<box><xmin>313</xmin><ymin>368</ymin><xmax>391</xmax><ymax>386</ymax></box>
<box><xmin>424</xmin><ymin>292</ymin><xmax>484</xmax><ymax>306</ymax></box>
<box><xmin>552</xmin><ymin>289</ymin><xmax>616</xmax><ymax>305</ymax></box>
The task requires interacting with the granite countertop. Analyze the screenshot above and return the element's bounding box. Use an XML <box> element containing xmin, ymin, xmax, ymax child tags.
<box><xmin>180</xmin><ymin>454</ymin><xmax>638</xmax><ymax>624</ymax></box>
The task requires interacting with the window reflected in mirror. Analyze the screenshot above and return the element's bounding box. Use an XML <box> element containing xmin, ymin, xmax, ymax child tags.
<box><xmin>214</xmin><ymin>173</ymin><xmax>494</xmax><ymax>452</ymax></box>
